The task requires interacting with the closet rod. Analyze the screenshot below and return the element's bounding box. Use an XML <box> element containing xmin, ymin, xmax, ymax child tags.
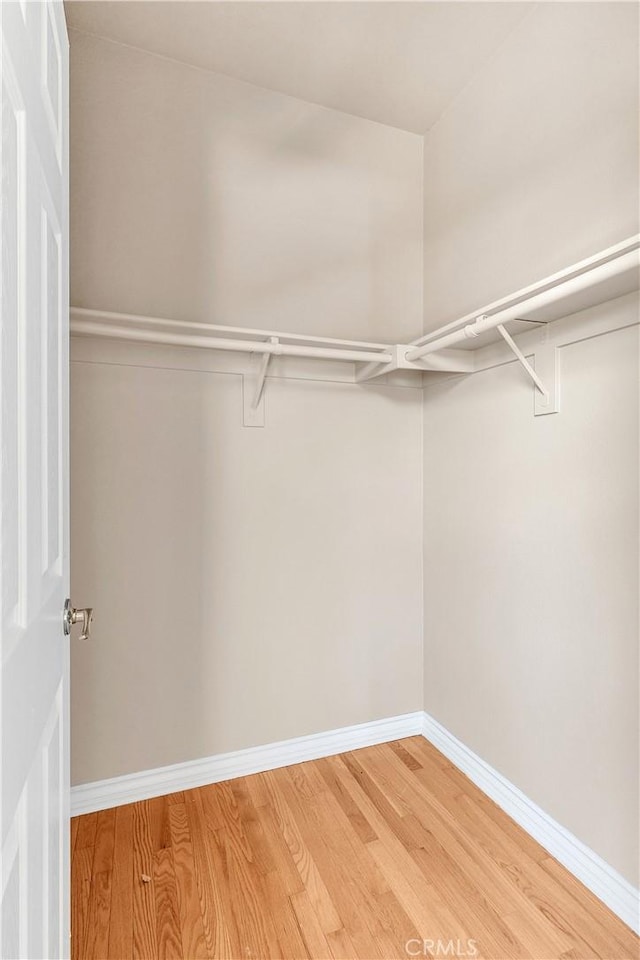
<box><xmin>405</xmin><ymin>243</ymin><xmax>639</xmax><ymax>362</ymax></box>
<box><xmin>407</xmin><ymin>234</ymin><xmax>640</xmax><ymax>350</ymax></box>
<box><xmin>70</xmin><ymin>307</ymin><xmax>389</xmax><ymax>352</ymax></box>
<box><xmin>70</xmin><ymin>319</ymin><xmax>394</xmax><ymax>365</ymax></box>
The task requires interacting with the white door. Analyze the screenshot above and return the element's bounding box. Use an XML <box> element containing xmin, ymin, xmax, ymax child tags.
<box><xmin>1</xmin><ymin>1</ymin><xmax>70</xmax><ymax>958</ymax></box>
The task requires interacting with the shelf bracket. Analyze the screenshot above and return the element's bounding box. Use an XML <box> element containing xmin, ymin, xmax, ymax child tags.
<box><xmin>243</xmin><ymin>337</ymin><xmax>278</xmax><ymax>427</ymax></box>
<box><xmin>496</xmin><ymin>324</ymin><xmax>559</xmax><ymax>415</ymax></box>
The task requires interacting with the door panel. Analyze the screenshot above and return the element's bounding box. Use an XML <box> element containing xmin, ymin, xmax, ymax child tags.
<box><xmin>1</xmin><ymin>2</ymin><xmax>69</xmax><ymax>958</ymax></box>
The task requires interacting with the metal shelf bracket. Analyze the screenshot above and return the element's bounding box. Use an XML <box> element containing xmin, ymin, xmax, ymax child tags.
<box><xmin>243</xmin><ymin>337</ymin><xmax>278</xmax><ymax>427</ymax></box>
<box><xmin>496</xmin><ymin>323</ymin><xmax>559</xmax><ymax>415</ymax></box>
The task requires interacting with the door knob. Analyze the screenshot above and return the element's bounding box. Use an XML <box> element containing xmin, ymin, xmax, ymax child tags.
<box><xmin>63</xmin><ymin>599</ymin><xmax>94</xmax><ymax>641</ymax></box>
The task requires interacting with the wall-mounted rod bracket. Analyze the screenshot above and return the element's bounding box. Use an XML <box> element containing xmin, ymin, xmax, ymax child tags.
<box><xmin>253</xmin><ymin>337</ymin><xmax>278</xmax><ymax>409</ymax></box>
<box><xmin>243</xmin><ymin>336</ymin><xmax>278</xmax><ymax>427</ymax></box>
<box><xmin>355</xmin><ymin>357</ymin><xmax>393</xmax><ymax>382</ymax></box>
<box><xmin>496</xmin><ymin>323</ymin><xmax>559</xmax><ymax>416</ymax></box>
<box><xmin>496</xmin><ymin>323</ymin><xmax>548</xmax><ymax>397</ymax></box>
<box><xmin>356</xmin><ymin>343</ymin><xmax>474</xmax><ymax>381</ymax></box>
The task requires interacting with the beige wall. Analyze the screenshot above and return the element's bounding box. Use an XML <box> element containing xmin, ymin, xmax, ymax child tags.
<box><xmin>70</xmin><ymin>31</ymin><xmax>423</xmax><ymax>342</ymax></box>
<box><xmin>71</xmin><ymin>346</ymin><xmax>424</xmax><ymax>785</ymax></box>
<box><xmin>422</xmin><ymin>2</ymin><xmax>639</xmax><ymax>331</ymax></box>
<box><xmin>421</xmin><ymin>2</ymin><xmax>639</xmax><ymax>885</ymax></box>
<box><xmin>69</xmin><ymin>32</ymin><xmax>424</xmax><ymax>786</ymax></box>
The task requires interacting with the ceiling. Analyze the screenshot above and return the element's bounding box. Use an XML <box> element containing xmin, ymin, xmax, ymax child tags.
<box><xmin>64</xmin><ymin>1</ymin><xmax>533</xmax><ymax>134</ymax></box>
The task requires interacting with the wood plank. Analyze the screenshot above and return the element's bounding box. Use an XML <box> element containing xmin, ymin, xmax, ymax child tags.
<box><xmin>271</xmin><ymin>766</ymin><xmax>380</xmax><ymax>951</ymax></box>
<box><xmin>289</xmin><ymin>760</ymin><xmax>330</xmax><ymax>800</ymax></box>
<box><xmin>186</xmin><ymin>788</ymin><xmax>237</xmax><ymax>958</ymax></box>
<box><xmin>75</xmin><ymin>812</ymin><xmax>98</xmax><ymax>849</ymax></box>
<box><xmin>540</xmin><ymin>856</ymin><xmax>640</xmax><ymax>958</ymax></box>
<box><xmin>154</xmin><ymin>847</ymin><xmax>183</xmax><ymax>959</ymax></box>
<box><xmin>300</xmin><ymin>767</ymin><xmax>422</xmax><ymax>958</ymax></box>
<box><xmin>290</xmin><ymin>889</ymin><xmax>336</xmax><ymax>959</ymax></box>
<box><xmin>71</xmin><ymin>816</ymin><xmax>80</xmax><ymax>858</ymax></box>
<box><xmin>388</xmin><ymin>739</ymin><xmax>423</xmax><ymax>771</ymax></box>
<box><xmin>259</xmin><ymin>768</ymin><xmax>343</xmax><ymax>935</ymax></box>
<box><xmin>411</xmin><ymin>839</ymin><xmax>533</xmax><ymax>959</ymax></box>
<box><xmin>244</xmin><ymin>770</ymin><xmax>271</xmax><ymax>808</ymax></box>
<box><xmin>338</xmin><ymin>751</ymin><xmax>431</xmax><ymax>851</ymax></box>
<box><xmin>148</xmin><ymin>795</ymin><xmax>172</xmax><ymax>853</ymax></box>
<box><xmin>276</xmin><ymin>766</ymin><xmax>397</xmax><ymax>959</ymax></box>
<box><xmin>315</xmin><ymin>756</ymin><xmax>378</xmax><ymax>844</ymax></box>
<box><xmin>221</xmin><ymin>822</ymin><xmax>277</xmax><ymax>958</ymax></box>
<box><xmin>92</xmin><ymin>808</ymin><xmax>117</xmax><ymax>875</ymax></box>
<box><xmin>502</xmin><ymin>906</ymin><xmax>595</xmax><ymax>959</ymax></box>
<box><xmin>132</xmin><ymin>800</ymin><xmax>159</xmax><ymax>960</ymax></box>
<box><xmin>366</xmin><ymin>835</ymin><xmax>479</xmax><ymax>953</ymax></box>
<box><xmin>325</xmin><ymin>924</ymin><xmax>359</xmax><ymax>960</ymax></box>
<box><xmin>536</xmin><ymin>856</ymin><xmax>640</xmax><ymax>960</ymax></box>
<box><xmin>83</xmin><ymin>871</ymin><xmax>113</xmax><ymax>960</ymax></box>
<box><xmin>83</xmin><ymin>809</ymin><xmax>116</xmax><ymax>959</ymax></box>
<box><xmin>71</xmin><ymin>844</ymin><xmax>93</xmax><ymax>960</ymax></box>
<box><xmin>230</xmin><ymin>777</ymin><xmax>277</xmax><ymax>877</ymax></box>
<box><xmin>107</xmin><ymin>804</ymin><xmax>134</xmax><ymax>960</ymax></box>
<box><xmin>451</xmin><ymin>789</ymin><xmax>548</xmax><ymax>867</ymax></box>
<box><xmin>252</xmin><ymin>799</ymin><xmax>305</xmax><ymax>897</ymax></box>
<box><xmin>262</xmin><ymin>866</ymin><xmax>310</xmax><ymax>958</ymax></box>
<box><xmin>168</xmin><ymin>802</ymin><xmax>208</xmax><ymax>959</ymax></box>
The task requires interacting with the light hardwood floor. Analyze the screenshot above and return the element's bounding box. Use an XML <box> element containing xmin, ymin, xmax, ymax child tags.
<box><xmin>71</xmin><ymin>737</ymin><xmax>639</xmax><ymax>960</ymax></box>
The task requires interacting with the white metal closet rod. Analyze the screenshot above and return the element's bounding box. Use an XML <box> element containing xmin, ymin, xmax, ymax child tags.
<box><xmin>407</xmin><ymin>235</ymin><xmax>640</xmax><ymax>350</ymax></box>
<box><xmin>70</xmin><ymin>320</ymin><xmax>394</xmax><ymax>365</ymax></box>
<box><xmin>70</xmin><ymin>307</ymin><xmax>389</xmax><ymax>351</ymax></box>
<box><xmin>405</xmin><ymin>245</ymin><xmax>639</xmax><ymax>362</ymax></box>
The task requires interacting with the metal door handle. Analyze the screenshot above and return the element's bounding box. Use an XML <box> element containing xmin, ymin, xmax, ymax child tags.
<box><xmin>63</xmin><ymin>599</ymin><xmax>94</xmax><ymax>641</ymax></box>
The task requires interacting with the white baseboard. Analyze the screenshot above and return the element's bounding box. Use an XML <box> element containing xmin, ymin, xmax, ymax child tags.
<box><xmin>70</xmin><ymin>710</ymin><xmax>424</xmax><ymax>817</ymax></box>
<box><xmin>422</xmin><ymin>711</ymin><xmax>640</xmax><ymax>935</ymax></box>
<box><xmin>71</xmin><ymin>708</ymin><xmax>639</xmax><ymax>935</ymax></box>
